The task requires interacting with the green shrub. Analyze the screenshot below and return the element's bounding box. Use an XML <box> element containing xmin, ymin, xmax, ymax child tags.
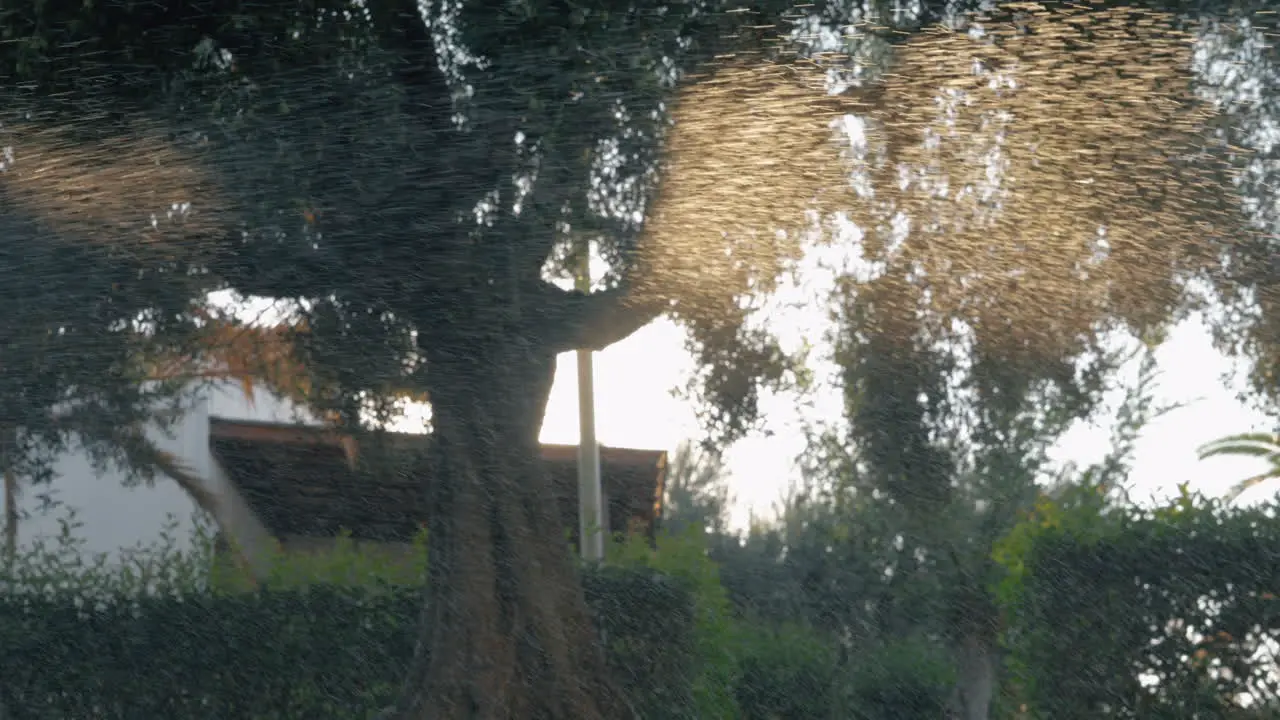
<box><xmin>994</xmin><ymin>485</ymin><xmax>1280</xmax><ymax>717</ymax></box>
<box><xmin>209</xmin><ymin>526</ymin><xmax>430</xmax><ymax>592</ymax></box>
<box><xmin>0</xmin><ymin>513</ymin><xmax>698</xmax><ymax>720</ymax></box>
<box><xmin>0</xmin><ymin>509</ymin><xmax>215</xmax><ymax>599</ymax></box>
<box><xmin>1</xmin><ymin>510</ymin><xmax>866</xmax><ymax>719</ymax></box>
<box><xmin>585</xmin><ymin>565</ymin><xmax>700</xmax><ymax>718</ymax></box>
<box><xmin>0</xmin><ymin>571</ymin><xmax>695</xmax><ymax>720</ymax></box>
<box><xmin>734</xmin><ymin>621</ymin><xmax>841</xmax><ymax>719</ymax></box>
<box><xmin>608</xmin><ymin>524</ymin><xmax>742</xmax><ymax>719</ymax></box>
<box><xmin>845</xmin><ymin>636</ymin><xmax>954</xmax><ymax>720</ymax></box>
<box><xmin>1</xmin><ymin>584</ymin><xmax>415</xmax><ymax>718</ymax></box>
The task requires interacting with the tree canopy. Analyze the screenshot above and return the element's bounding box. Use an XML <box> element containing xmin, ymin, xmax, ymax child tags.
<box><xmin>5</xmin><ymin>0</ymin><xmax>1280</xmax><ymax>717</ymax></box>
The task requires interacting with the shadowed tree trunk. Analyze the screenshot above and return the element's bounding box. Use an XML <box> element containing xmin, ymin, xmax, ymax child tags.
<box><xmin>2</xmin><ymin>468</ymin><xmax>16</xmax><ymax>565</ymax></box>
<box><xmin>386</xmin><ymin>329</ymin><xmax>636</xmax><ymax>720</ymax></box>
<box><xmin>950</xmin><ymin>632</ymin><xmax>997</xmax><ymax>720</ymax></box>
<box><xmin>1</xmin><ymin>427</ymin><xmax>18</xmax><ymax>566</ymax></box>
<box><xmin>942</xmin><ymin>550</ymin><xmax>1004</xmax><ymax>720</ymax></box>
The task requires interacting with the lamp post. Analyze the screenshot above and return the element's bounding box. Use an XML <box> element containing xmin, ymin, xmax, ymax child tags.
<box><xmin>576</xmin><ymin>241</ymin><xmax>605</xmax><ymax>563</ymax></box>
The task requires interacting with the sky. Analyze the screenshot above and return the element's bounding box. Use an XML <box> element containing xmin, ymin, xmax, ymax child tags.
<box><xmin>530</xmin><ymin>298</ymin><xmax>1278</xmax><ymax>532</ymax></box>
<box><xmin>64</xmin><ymin>10</ymin><xmax>1280</xmax><ymax>539</ymax></box>
<box><xmin>372</xmin><ymin>227</ymin><xmax>1280</xmax><ymax>532</ymax></box>
<box><xmin>525</xmin><ymin>16</ymin><xmax>1280</xmax><ymax>530</ymax></box>
<box><xmin>17</xmin><ymin>283</ymin><xmax>1275</xmax><ymax>559</ymax></box>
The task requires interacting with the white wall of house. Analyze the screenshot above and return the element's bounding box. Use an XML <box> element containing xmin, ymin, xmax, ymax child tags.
<box><xmin>12</xmin><ymin>380</ymin><xmax>317</xmax><ymax>566</ymax></box>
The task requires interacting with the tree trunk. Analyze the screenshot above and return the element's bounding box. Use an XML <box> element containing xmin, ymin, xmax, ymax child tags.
<box><xmin>950</xmin><ymin>632</ymin><xmax>997</xmax><ymax>720</ymax></box>
<box><xmin>387</xmin><ymin>336</ymin><xmax>634</xmax><ymax>720</ymax></box>
<box><xmin>1</xmin><ymin>426</ymin><xmax>17</xmax><ymax>566</ymax></box>
<box><xmin>2</xmin><ymin>467</ymin><xmax>16</xmax><ymax>565</ymax></box>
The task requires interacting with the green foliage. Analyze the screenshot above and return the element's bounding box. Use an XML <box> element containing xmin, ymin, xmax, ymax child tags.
<box><xmin>1199</xmin><ymin>433</ymin><xmax>1280</xmax><ymax>463</ymax></box>
<box><xmin>0</xmin><ymin>510</ymin><xmax>215</xmax><ymax>599</ymax></box>
<box><xmin>584</xmin><ymin>564</ymin><xmax>701</xmax><ymax>718</ymax></box>
<box><xmin>608</xmin><ymin>525</ymin><xmax>742</xmax><ymax>719</ymax></box>
<box><xmin>733</xmin><ymin>622</ymin><xmax>842</xmax><ymax>719</ymax></box>
<box><xmin>613</xmin><ymin>520</ymin><xmax>962</xmax><ymax>720</ymax></box>
<box><xmin>0</xmin><ymin>526</ymin><xmax>698</xmax><ymax>720</ymax></box>
<box><xmin>1198</xmin><ymin>432</ymin><xmax>1280</xmax><ymax>503</ymax></box>
<box><xmin>9</xmin><ymin>506</ymin><xmax>936</xmax><ymax>719</ymax></box>
<box><xmin>661</xmin><ymin>440</ymin><xmax>733</xmax><ymax>537</ymax></box>
<box><xmin>845</xmin><ymin>637</ymin><xmax>955</xmax><ymax>720</ymax></box>
<box><xmin>995</xmin><ymin>486</ymin><xmax>1280</xmax><ymax>717</ymax></box>
<box><xmin>2</xmin><ymin>585</ymin><xmax>414</xmax><ymax>719</ymax></box>
<box><xmin>209</xmin><ymin>526</ymin><xmax>430</xmax><ymax>593</ymax></box>
<box><xmin>991</xmin><ymin>479</ymin><xmax>1114</xmax><ymax>612</ymax></box>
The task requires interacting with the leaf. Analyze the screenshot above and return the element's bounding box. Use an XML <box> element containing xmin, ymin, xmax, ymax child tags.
<box><xmin>1197</xmin><ymin>432</ymin><xmax>1280</xmax><ymax>505</ymax></box>
<box><xmin>1197</xmin><ymin>433</ymin><xmax>1280</xmax><ymax>462</ymax></box>
<box><xmin>239</xmin><ymin>374</ymin><xmax>257</xmax><ymax>407</ymax></box>
<box><xmin>1223</xmin><ymin>473</ymin><xmax>1278</xmax><ymax>506</ymax></box>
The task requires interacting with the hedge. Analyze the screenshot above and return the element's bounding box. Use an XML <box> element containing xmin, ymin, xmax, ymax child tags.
<box><xmin>0</xmin><ymin>513</ymin><xmax>947</xmax><ymax>720</ymax></box>
<box><xmin>996</xmin><ymin>485</ymin><xmax>1280</xmax><ymax>718</ymax></box>
<box><xmin>0</xmin><ymin>567</ymin><xmax>696</xmax><ymax>720</ymax></box>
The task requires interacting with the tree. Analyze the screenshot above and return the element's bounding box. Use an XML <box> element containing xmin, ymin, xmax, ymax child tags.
<box><xmin>7</xmin><ymin>1</ymin><xmax>858</xmax><ymax>718</ymax></box>
<box><xmin>661</xmin><ymin>441</ymin><xmax>733</xmax><ymax>537</ymax></box>
<box><xmin>1173</xmin><ymin>8</ymin><xmax>1280</xmax><ymax>411</ymax></box>
<box><xmin>7</xmin><ymin>1</ymin><xmax>1271</xmax><ymax>719</ymax></box>
<box><xmin>0</xmin><ymin>116</ymin><xmax>223</xmax><ymax>567</ymax></box>
<box><xmin>790</xmin><ymin>6</ymin><xmax>1257</xmax><ymax>718</ymax></box>
<box><xmin>2</xmin><ymin>467</ymin><xmax>15</xmax><ymax>565</ymax></box>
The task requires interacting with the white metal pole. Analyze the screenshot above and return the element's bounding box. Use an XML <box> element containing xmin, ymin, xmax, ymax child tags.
<box><xmin>576</xmin><ymin>241</ymin><xmax>605</xmax><ymax>564</ymax></box>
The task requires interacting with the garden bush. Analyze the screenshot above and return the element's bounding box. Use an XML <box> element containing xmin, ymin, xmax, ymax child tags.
<box><xmin>733</xmin><ymin>621</ymin><xmax>842</xmax><ymax>719</ymax></box>
<box><xmin>0</xmin><ymin>569</ymin><xmax>695</xmax><ymax>719</ymax></box>
<box><xmin>0</xmin><ymin>571</ymin><xmax>696</xmax><ymax>717</ymax></box>
<box><xmin>844</xmin><ymin>636</ymin><xmax>955</xmax><ymax>720</ymax></box>
<box><xmin>0</xmin><ymin>514</ymin><xmax>697</xmax><ymax>719</ymax></box>
<box><xmin>995</xmin><ymin>484</ymin><xmax>1280</xmax><ymax>718</ymax></box>
<box><xmin>0</xmin><ymin>510</ymin><xmax>990</xmax><ymax>719</ymax></box>
<box><xmin>608</xmin><ymin>525</ymin><xmax>743</xmax><ymax>719</ymax></box>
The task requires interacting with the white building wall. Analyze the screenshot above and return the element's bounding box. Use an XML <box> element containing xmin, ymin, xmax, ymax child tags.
<box><xmin>13</xmin><ymin>380</ymin><xmax>316</xmax><ymax>566</ymax></box>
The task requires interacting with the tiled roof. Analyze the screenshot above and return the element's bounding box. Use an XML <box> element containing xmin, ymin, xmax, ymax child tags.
<box><xmin>208</xmin><ymin>417</ymin><xmax>666</xmax><ymax>543</ymax></box>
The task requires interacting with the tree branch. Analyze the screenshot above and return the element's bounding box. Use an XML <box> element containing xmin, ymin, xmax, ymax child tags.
<box><xmin>363</xmin><ymin>0</ymin><xmax>439</xmax><ymax>90</ymax></box>
<box><xmin>118</xmin><ymin>428</ymin><xmax>273</xmax><ymax>587</ymax></box>
<box><xmin>536</xmin><ymin>281</ymin><xmax>668</xmax><ymax>354</ymax></box>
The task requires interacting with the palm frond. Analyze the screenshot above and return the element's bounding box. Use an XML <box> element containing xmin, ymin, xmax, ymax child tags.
<box><xmin>1197</xmin><ymin>433</ymin><xmax>1280</xmax><ymax>462</ymax></box>
<box><xmin>122</xmin><ymin>429</ymin><xmax>272</xmax><ymax>587</ymax></box>
<box><xmin>1198</xmin><ymin>431</ymin><xmax>1280</xmax><ymax>506</ymax></box>
<box><xmin>1223</xmin><ymin>472</ymin><xmax>1278</xmax><ymax>506</ymax></box>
